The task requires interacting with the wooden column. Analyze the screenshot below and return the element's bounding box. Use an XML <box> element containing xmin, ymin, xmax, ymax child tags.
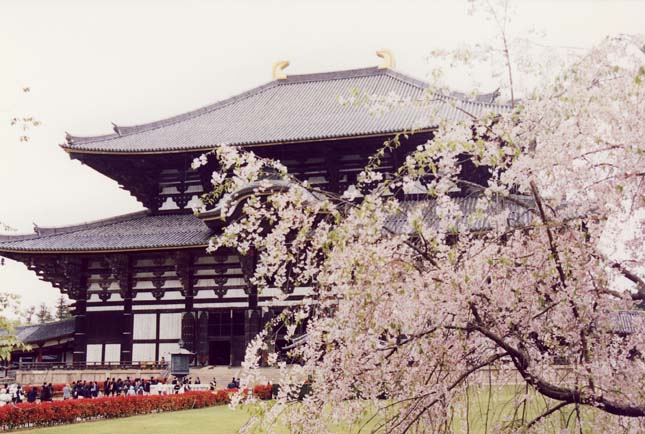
<box><xmin>176</xmin><ymin>251</ymin><xmax>197</xmax><ymax>311</ymax></box>
<box><xmin>63</xmin><ymin>257</ymin><xmax>88</xmax><ymax>365</ymax></box>
<box><xmin>110</xmin><ymin>255</ymin><xmax>133</xmax><ymax>364</ymax></box>
<box><xmin>240</xmin><ymin>249</ymin><xmax>258</xmax><ymax>310</ymax></box>
<box><xmin>325</xmin><ymin>149</ymin><xmax>340</xmax><ymax>194</ymax></box>
<box><xmin>239</xmin><ymin>249</ymin><xmax>261</xmax><ymax>366</ymax></box>
<box><xmin>176</xmin><ymin>251</ymin><xmax>198</xmax><ymax>358</ymax></box>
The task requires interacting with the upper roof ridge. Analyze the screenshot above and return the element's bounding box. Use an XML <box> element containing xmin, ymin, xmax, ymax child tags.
<box><xmin>61</xmin><ymin>65</ymin><xmax>510</xmax><ymax>154</ymax></box>
<box><xmin>63</xmin><ymin>67</ymin><xmax>431</xmax><ymax>148</ymax></box>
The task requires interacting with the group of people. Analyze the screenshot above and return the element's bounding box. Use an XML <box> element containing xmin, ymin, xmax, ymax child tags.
<box><xmin>101</xmin><ymin>377</ymin><xmax>158</xmax><ymax>397</ymax></box>
<box><xmin>1</xmin><ymin>375</ymin><xmax>229</xmax><ymax>404</ymax></box>
<box><xmin>227</xmin><ymin>377</ymin><xmax>241</xmax><ymax>389</ymax></box>
<box><xmin>0</xmin><ymin>377</ymin><xmax>169</xmax><ymax>405</ymax></box>
<box><xmin>1</xmin><ymin>382</ymin><xmax>57</xmax><ymax>404</ymax></box>
<box><xmin>1</xmin><ymin>384</ymin><xmax>24</xmax><ymax>404</ymax></box>
<box><xmin>64</xmin><ymin>381</ymin><xmax>100</xmax><ymax>399</ymax></box>
<box><xmin>169</xmin><ymin>376</ymin><xmax>202</xmax><ymax>394</ymax></box>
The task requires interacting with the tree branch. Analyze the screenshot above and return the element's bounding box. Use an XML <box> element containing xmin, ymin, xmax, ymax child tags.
<box><xmin>526</xmin><ymin>401</ymin><xmax>571</xmax><ymax>429</ymax></box>
<box><xmin>469</xmin><ymin>322</ymin><xmax>645</xmax><ymax>417</ymax></box>
<box><xmin>529</xmin><ymin>180</ymin><xmax>567</xmax><ymax>290</ymax></box>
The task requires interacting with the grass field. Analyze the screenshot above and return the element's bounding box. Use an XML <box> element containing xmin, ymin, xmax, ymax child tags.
<box><xmin>22</xmin><ymin>386</ymin><xmax>598</xmax><ymax>434</ymax></box>
<box><xmin>23</xmin><ymin>406</ymin><xmax>251</xmax><ymax>434</ymax></box>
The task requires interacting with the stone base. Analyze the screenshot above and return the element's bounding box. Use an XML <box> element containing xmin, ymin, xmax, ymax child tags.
<box><xmin>16</xmin><ymin>369</ymin><xmax>166</xmax><ymax>386</ymax></box>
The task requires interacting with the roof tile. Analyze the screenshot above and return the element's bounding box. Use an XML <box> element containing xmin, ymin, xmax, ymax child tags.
<box><xmin>63</xmin><ymin>67</ymin><xmax>509</xmax><ymax>153</ymax></box>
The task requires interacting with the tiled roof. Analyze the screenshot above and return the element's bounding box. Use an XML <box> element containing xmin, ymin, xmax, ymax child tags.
<box><xmin>8</xmin><ymin>319</ymin><xmax>75</xmax><ymax>344</ymax></box>
<box><xmin>62</xmin><ymin>67</ymin><xmax>509</xmax><ymax>154</ymax></box>
<box><xmin>613</xmin><ymin>310</ymin><xmax>645</xmax><ymax>334</ymax></box>
<box><xmin>0</xmin><ymin>195</ymin><xmax>544</xmax><ymax>253</ymax></box>
<box><xmin>384</xmin><ymin>195</ymin><xmax>537</xmax><ymax>234</ymax></box>
<box><xmin>0</xmin><ymin>212</ymin><xmax>213</xmax><ymax>252</ymax></box>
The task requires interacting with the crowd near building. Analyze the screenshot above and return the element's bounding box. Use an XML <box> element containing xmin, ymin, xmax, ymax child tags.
<box><xmin>0</xmin><ymin>375</ymin><xmax>223</xmax><ymax>406</ymax></box>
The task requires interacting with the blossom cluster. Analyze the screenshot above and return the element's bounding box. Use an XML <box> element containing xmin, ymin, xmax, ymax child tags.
<box><xmin>191</xmin><ymin>35</ymin><xmax>645</xmax><ymax>433</ymax></box>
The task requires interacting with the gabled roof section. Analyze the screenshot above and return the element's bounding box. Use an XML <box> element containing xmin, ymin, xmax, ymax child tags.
<box><xmin>0</xmin><ymin>212</ymin><xmax>212</xmax><ymax>253</ymax></box>
<box><xmin>0</xmin><ymin>319</ymin><xmax>75</xmax><ymax>345</ymax></box>
<box><xmin>62</xmin><ymin>67</ymin><xmax>509</xmax><ymax>155</ymax></box>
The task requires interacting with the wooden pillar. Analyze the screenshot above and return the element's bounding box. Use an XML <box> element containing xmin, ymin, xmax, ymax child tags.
<box><xmin>176</xmin><ymin>251</ymin><xmax>197</xmax><ymax>359</ymax></box>
<box><xmin>176</xmin><ymin>251</ymin><xmax>196</xmax><ymax>311</ymax></box>
<box><xmin>240</xmin><ymin>249</ymin><xmax>258</xmax><ymax>310</ymax></box>
<box><xmin>72</xmin><ymin>296</ymin><xmax>87</xmax><ymax>365</ymax></box>
<box><xmin>239</xmin><ymin>249</ymin><xmax>261</xmax><ymax>365</ymax></box>
<box><xmin>64</xmin><ymin>257</ymin><xmax>88</xmax><ymax>365</ymax></box>
<box><xmin>326</xmin><ymin>150</ymin><xmax>340</xmax><ymax>194</ymax></box>
<box><xmin>121</xmin><ymin>291</ymin><xmax>133</xmax><ymax>364</ymax></box>
<box><xmin>110</xmin><ymin>255</ymin><xmax>133</xmax><ymax>364</ymax></box>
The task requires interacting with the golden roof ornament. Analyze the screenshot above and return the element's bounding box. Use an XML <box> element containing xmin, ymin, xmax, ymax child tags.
<box><xmin>376</xmin><ymin>49</ymin><xmax>395</xmax><ymax>69</ymax></box>
<box><xmin>272</xmin><ymin>60</ymin><xmax>290</xmax><ymax>80</ymax></box>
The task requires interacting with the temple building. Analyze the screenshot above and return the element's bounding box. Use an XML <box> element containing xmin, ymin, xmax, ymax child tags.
<box><xmin>0</xmin><ymin>54</ymin><xmax>508</xmax><ymax>368</ymax></box>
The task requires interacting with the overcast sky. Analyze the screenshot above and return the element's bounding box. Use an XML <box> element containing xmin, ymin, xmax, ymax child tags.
<box><xmin>1</xmin><ymin>0</ymin><xmax>643</xmax><ymax>318</ymax></box>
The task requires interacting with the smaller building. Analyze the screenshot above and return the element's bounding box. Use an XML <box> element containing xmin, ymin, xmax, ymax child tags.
<box><xmin>3</xmin><ymin>319</ymin><xmax>74</xmax><ymax>369</ymax></box>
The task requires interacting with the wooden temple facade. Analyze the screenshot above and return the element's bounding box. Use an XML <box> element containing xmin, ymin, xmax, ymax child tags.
<box><xmin>0</xmin><ymin>60</ymin><xmax>506</xmax><ymax>367</ymax></box>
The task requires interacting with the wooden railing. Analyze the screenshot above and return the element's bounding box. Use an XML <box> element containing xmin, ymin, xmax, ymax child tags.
<box><xmin>11</xmin><ymin>361</ymin><xmax>168</xmax><ymax>371</ymax></box>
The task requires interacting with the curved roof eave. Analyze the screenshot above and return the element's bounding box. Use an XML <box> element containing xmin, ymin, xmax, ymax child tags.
<box><xmin>60</xmin><ymin>128</ymin><xmax>438</xmax><ymax>156</ymax></box>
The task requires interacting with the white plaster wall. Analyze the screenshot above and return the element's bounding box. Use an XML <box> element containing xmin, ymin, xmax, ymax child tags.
<box><xmin>86</xmin><ymin>344</ymin><xmax>102</xmax><ymax>363</ymax></box>
<box><xmin>104</xmin><ymin>344</ymin><xmax>121</xmax><ymax>362</ymax></box>
<box><xmin>133</xmin><ymin>313</ymin><xmax>157</xmax><ymax>340</ymax></box>
<box><xmin>159</xmin><ymin>313</ymin><xmax>182</xmax><ymax>339</ymax></box>
<box><xmin>132</xmin><ymin>343</ymin><xmax>156</xmax><ymax>362</ymax></box>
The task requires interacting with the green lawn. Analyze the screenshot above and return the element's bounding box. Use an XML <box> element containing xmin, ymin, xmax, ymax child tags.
<box><xmin>23</xmin><ymin>406</ymin><xmax>251</xmax><ymax>434</ymax></box>
<box><xmin>22</xmin><ymin>387</ymin><xmax>598</xmax><ymax>434</ymax></box>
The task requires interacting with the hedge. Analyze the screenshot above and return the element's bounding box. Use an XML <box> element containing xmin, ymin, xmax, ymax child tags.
<box><xmin>0</xmin><ymin>391</ymin><xmax>228</xmax><ymax>431</ymax></box>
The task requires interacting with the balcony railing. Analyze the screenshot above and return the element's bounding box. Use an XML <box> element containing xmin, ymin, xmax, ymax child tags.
<box><xmin>10</xmin><ymin>361</ymin><xmax>169</xmax><ymax>371</ymax></box>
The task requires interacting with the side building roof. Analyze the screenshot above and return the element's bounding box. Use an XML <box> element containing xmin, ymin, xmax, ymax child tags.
<box><xmin>62</xmin><ymin>67</ymin><xmax>509</xmax><ymax>155</ymax></box>
<box><xmin>1</xmin><ymin>318</ymin><xmax>75</xmax><ymax>346</ymax></box>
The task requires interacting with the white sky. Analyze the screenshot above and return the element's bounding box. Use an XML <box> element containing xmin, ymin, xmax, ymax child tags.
<box><xmin>0</xmin><ymin>0</ymin><xmax>643</xmax><ymax>318</ymax></box>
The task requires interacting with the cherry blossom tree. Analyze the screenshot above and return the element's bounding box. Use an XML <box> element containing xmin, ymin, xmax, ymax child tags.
<box><xmin>192</xmin><ymin>16</ymin><xmax>644</xmax><ymax>434</ymax></box>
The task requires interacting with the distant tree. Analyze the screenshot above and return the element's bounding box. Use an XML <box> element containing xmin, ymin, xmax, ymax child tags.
<box><xmin>35</xmin><ymin>303</ymin><xmax>53</xmax><ymax>324</ymax></box>
<box><xmin>22</xmin><ymin>305</ymin><xmax>36</xmax><ymax>325</ymax></box>
<box><xmin>54</xmin><ymin>296</ymin><xmax>71</xmax><ymax>320</ymax></box>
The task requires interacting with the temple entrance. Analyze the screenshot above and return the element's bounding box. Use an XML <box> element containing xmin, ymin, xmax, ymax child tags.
<box><xmin>209</xmin><ymin>341</ymin><xmax>230</xmax><ymax>365</ymax></box>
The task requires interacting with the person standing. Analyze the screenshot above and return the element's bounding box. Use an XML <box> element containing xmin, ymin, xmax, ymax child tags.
<box><xmin>27</xmin><ymin>387</ymin><xmax>37</xmax><ymax>403</ymax></box>
<box><xmin>63</xmin><ymin>384</ymin><xmax>71</xmax><ymax>400</ymax></box>
<box><xmin>39</xmin><ymin>383</ymin><xmax>47</xmax><ymax>402</ymax></box>
<box><xmin>103</xmin><ymin>378</ymin><xmax>110</xmax><ymax>396</ymax></box>
<box><xmin>14</xmin><ymin>385</ymin><xmax>23</xmax><ymax>404</ymax></box>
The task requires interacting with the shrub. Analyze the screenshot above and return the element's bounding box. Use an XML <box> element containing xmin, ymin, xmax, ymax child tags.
<box><xmin>253</xmin><ymin>384</ymin><xmax>272</xmax><ymax>400</ymax></box>
<box><xmin>0</xmin><ymin>392</ymin><xmax>217</xmax><ymax>431</ymax></box>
